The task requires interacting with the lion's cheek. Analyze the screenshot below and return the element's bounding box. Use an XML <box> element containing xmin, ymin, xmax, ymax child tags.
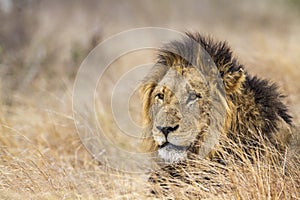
<box><xmin>167</xmin><ymin>135</ymin><xmax>195</xmax><ymax>146</ymax></box>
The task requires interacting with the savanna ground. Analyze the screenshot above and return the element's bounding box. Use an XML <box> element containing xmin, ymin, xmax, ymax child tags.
<box><xmin>0</xmin><ymin>1</ymin><xmax>299</xmax><ymax>199</ymax></box>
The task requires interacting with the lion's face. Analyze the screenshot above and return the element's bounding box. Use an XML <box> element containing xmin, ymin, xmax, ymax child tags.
<box><xmin>148</xmin><ymin>67</ymin><xmax>210</xmax><ymax>163</ymax></box>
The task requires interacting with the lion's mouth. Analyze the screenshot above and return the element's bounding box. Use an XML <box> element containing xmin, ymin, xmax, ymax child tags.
<box><xmin>159</xmin><ymin>141</ymin><xmax>170</xmax><ymax>149</ymax></box>
<box><xmin>159</xmin><ymin>142</ymin><xmax>188</xmax><ymax>151</ymax></box>
<box><xmin>158</xmin><ymin>142</ymin><xmax>188</xmax><ymax>163</ymax></box>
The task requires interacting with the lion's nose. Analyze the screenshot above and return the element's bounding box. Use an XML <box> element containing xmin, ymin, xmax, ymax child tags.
<box><xmin>157</xmin><ymin>125</ymin><xmax>179</xmax><ymax>138</ymax></box>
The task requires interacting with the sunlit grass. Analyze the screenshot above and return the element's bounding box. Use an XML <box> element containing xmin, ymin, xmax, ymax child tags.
<box><xmin>0</xmin><ymin>1</ymin><xmax>299</xmax><ymax>199</ymax></box>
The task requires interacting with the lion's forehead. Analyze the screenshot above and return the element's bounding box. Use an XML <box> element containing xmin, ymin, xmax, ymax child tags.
<box><xmin>184</xmin><ymin>68</ymin><xmax>208</xmax><ymax>91</ymax></box>
<box><xmin>156</xmin><ymin>67</ymin><xmax>207</xmax><ymax>96</ymax></box>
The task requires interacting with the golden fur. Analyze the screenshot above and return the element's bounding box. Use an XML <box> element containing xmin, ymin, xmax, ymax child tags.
<box><xmin>139</xmin><ymin>33</ymin><xmax>295</xmax><ymax>163</ymax></box>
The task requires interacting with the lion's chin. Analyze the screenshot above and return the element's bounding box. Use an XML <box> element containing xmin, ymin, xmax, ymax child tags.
<box><xmin>158</xmin><ymin>143</ymin><xmax>188</xmax><ymax>164</ymax></box>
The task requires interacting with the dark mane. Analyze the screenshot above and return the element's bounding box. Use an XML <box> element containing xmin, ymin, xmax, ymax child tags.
<box><xmin>157</xmin><ymin>32</ymin><xmax>292</xmax><ymax>134</ymax></box>
<box><xmin>157</xmin><ymin>32</ymin><xmax>243</xmax><ymax>79</ymax></box>
<box><xmin>245</xmin><ymin>75</ymin><xmax>292</xmax><ymax>132</ymax></box>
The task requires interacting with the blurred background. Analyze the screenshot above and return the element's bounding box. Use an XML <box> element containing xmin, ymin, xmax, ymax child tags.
<box><xmin>0</xmin><ymin>0</ymin><xmax>299</xmax><ymax>104</ymax></box>
<box><xmin>0</xmin><ymin>0</ymin><xmax>299</xmax><ymax>198</ymax></box>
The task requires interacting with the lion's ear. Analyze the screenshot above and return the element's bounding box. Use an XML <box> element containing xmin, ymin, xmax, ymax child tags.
<box><xmin>223</xmin><ymin>68</ymin><xmax>246</xmax><ymax>94</ymax></box>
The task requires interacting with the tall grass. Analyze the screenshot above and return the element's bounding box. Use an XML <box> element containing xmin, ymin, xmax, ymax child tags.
<box><xmin>0</xmin><ymin>1</ymin><xmax>299</xmax><ymax>199</ymax></box>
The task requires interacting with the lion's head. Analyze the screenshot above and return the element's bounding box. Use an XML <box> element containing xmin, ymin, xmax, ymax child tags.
<box><xmin>139</xmin><ymin>33</ymin><xmax>245</xmax><ymax>164</ymax></box>
<box><xmin>145</xmin><ymin>67</ymin><xmax>211</xmax><ymax>163</ymax></box>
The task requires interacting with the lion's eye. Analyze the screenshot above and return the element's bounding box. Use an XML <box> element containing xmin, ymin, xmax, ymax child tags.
<box><xmin>156</xmin><ymin>93</ymin><xmax>164</xmax><ymax>101</ymax></box>
<box><xmin>189</xmin><ymin>93</ymin><xmax>198</xmax><ymax>100</ymax></box>
<box><xmin>188</xmin><ymin>92</ymin><xmax>201</xmax><ymax>102</ymax></box>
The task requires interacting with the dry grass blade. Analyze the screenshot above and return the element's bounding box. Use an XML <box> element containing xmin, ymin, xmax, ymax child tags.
<box><xmin>0</xmin><ymin>1</ymin><xmax>300</xmax><ymax>199</ymax></box>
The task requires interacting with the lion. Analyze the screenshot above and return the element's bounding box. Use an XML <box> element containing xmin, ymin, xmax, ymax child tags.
<box><xmin>139</xmin><ymin>32</ymin><xmax>296</xmax><ymax>165</ymax></box>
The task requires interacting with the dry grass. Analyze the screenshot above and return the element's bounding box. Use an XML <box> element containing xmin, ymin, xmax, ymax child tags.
<box><xmin>0</xmin><ymin>1</ymin><xmax>299</xmax><ymax>199</ymax></box>
<box><xmin>149</xmin><ymin>133</ymin><xmax>299</xmax><ymax>199</ymax></box>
